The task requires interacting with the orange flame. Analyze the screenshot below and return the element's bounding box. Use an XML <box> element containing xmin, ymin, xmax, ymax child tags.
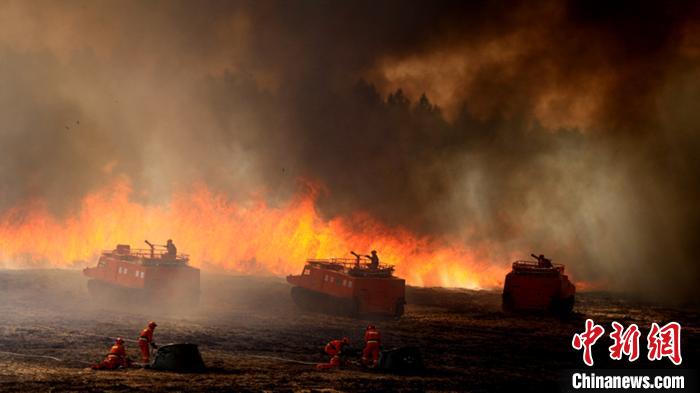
<box><xmin>0</xmin><ymin>179</ymin><xmax>506</xmax><ymax>289</ymax></box>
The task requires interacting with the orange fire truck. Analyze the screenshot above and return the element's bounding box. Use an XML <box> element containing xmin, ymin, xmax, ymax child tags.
<box><xmin>502</xmin><ymin>258</ymin><xmax>576</xmax><ymax>314</ymax></box>
<box><xmin>287</xmin><ymin>256</ymin><xmax>406</xmax><ymax>318</ymax></box>
<box><xmin>83</xmin><ymin>241</ymin><xmax>200</xmax><ymax>307</ymax></box>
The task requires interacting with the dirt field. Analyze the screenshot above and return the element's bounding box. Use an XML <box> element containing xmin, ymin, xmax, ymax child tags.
<box><xmin>0</xmin><ymin>269</ymin><xmax>697</xmax><ymax>392</ymax></box>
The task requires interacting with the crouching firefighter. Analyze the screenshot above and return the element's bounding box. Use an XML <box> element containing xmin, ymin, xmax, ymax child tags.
<box><xmin>316</xmin><ymin>337</ymin><xmax>349</xmax><ymax>370</ymax></box>
<box><xmin>138</xmin><ymin>321</ymin><xmax>158</xmax><ymax>363</ymax></box>
<box><xmin>362</xmin><ymin>324</ymin><xmax>381</xmax><ymax>368</ymax></box>
<box><xmin>92</xmin><ymin>337</ymin><xmax>131</xmax><ymax>370</ymax></box>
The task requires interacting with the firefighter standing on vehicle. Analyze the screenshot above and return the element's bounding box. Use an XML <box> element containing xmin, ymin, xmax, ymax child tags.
<box><xmin>531</xmin><ymin>253</ymin><xmax>553</xmax><ymax>268</ymax></box>
<box><xmin>362</xmin><ymin>325</ymin><xmax>381</xmax><ymax>368</ymax></box>
<box><xmin>316</xmin><ymin>337</ymin><xmax>349</xmax><ymax>370</ymax></box>
<box><xmin>92</xmin><ymin>337</ymin><xmax>130</xmax><ymax>370</ymax></box>
<box><xmin>166</xmin><ymin>239</ymin><xmax>177</xmax><ymax>259</ymax></box>
<box><xmin>365</xmin><ymin>250</ymin><xmax>380</xmax><ymax>269</ymax></box>
<box><xmin>138</xmin><ymin>321</ymin><xmax>158</xmax><ymax>363</ymax></box>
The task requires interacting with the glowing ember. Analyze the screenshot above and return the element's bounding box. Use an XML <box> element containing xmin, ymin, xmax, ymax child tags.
<box><xmin>0</xmin><ymin>179</ymin><xmax>506</xmax><ymax>289</ymax></box>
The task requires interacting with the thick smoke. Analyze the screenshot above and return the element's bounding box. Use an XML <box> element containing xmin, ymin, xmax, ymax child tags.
<box><xmin>0</xmin><ymin>0</ymin><xmax>698</xmax><ymax>301</ymax></box>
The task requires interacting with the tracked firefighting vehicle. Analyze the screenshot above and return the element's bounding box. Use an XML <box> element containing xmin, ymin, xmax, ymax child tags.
<box><xmin>502</xmin><ymin>256</ymin><xmax>576</xmax><ymax>314</ymax></box>
<box><xmin>83</xmin><ymin>241</ymin><xmax>200</xmax><ymax>307</ymax></box>
<box><xmin>287</xmin><ymin>254</ymin><xmax>406</xmax><ymax>318</ymax></box>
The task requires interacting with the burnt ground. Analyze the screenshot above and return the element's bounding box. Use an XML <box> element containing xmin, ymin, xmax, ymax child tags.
<box><xmin>0</xmin><ymin>269</ymin><xmax>697</xmax><ymax>392</ymax></box>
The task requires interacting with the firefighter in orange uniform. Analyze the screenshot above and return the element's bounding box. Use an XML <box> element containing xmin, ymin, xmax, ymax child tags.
<box><xmin>316</xmin><ymin>337</ymin><xmax>349</xmax><ymax>370</ymax></box>
<box><xmin>92</xmin><ymin>337</ymin><xmax>130</xmax><ymax>370</ymax></box>
<box><xmin>362</xmin><ymin>324</ymin><xmax>381</xmax><ymax>368</ymax></box>
<box><xmin>138</xmin><ymin>321</ymin><xmax>158</xmax><ymax>363</ymax></box>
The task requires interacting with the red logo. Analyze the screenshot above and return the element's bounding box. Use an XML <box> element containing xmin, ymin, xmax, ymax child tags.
<box><xmin>572</xmin><ymin>320</ymin><xmax>682</xmax><ymax>366</ymax></box>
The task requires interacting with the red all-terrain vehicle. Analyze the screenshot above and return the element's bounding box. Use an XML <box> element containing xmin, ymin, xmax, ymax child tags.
<box><xmin>287</xmin><ymin>256</ymin><xmax>406</xmax><ymax>318</ymax></box>
<box><xmin>502</xmin><ymin>256</ymin><xmax>576</xmax><ymax>314</ymax></box>
<box><xmin>83</xmin><ymin>241</ymin><xmax>200</xmax><ymax>307</ymax></box>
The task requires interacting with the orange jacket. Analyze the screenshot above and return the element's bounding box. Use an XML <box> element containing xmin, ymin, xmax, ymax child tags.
<box><xmin>324</xmin><ymin>340</ymin><xmax>345</xmax><ymax>356</ymax></box>
<box><xmin>107</xmin><ymin>343</ymin><xmax>126</xmax><ymax>359</ymax></box>
<box><xmin>364</xmin><ymin>329</ymin><xmax>381</xmax><ymax>343</ymax></box>
<box><xmin>139</xmin><ymin>327</ymin><xmax>154</xmax><ymax>343</ymax></box>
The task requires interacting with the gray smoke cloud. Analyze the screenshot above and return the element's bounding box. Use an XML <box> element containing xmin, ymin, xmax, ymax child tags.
<box><xmin>0</xmin><ymin>0</ymin><xmax>698</xmax><ymax>301</ymax></box>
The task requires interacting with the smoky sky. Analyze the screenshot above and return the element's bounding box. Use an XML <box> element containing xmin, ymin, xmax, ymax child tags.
<box><xmin>0</xmin><ymin>0</ymin><xmax>698</xmax><ymax>301</ymax></box>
